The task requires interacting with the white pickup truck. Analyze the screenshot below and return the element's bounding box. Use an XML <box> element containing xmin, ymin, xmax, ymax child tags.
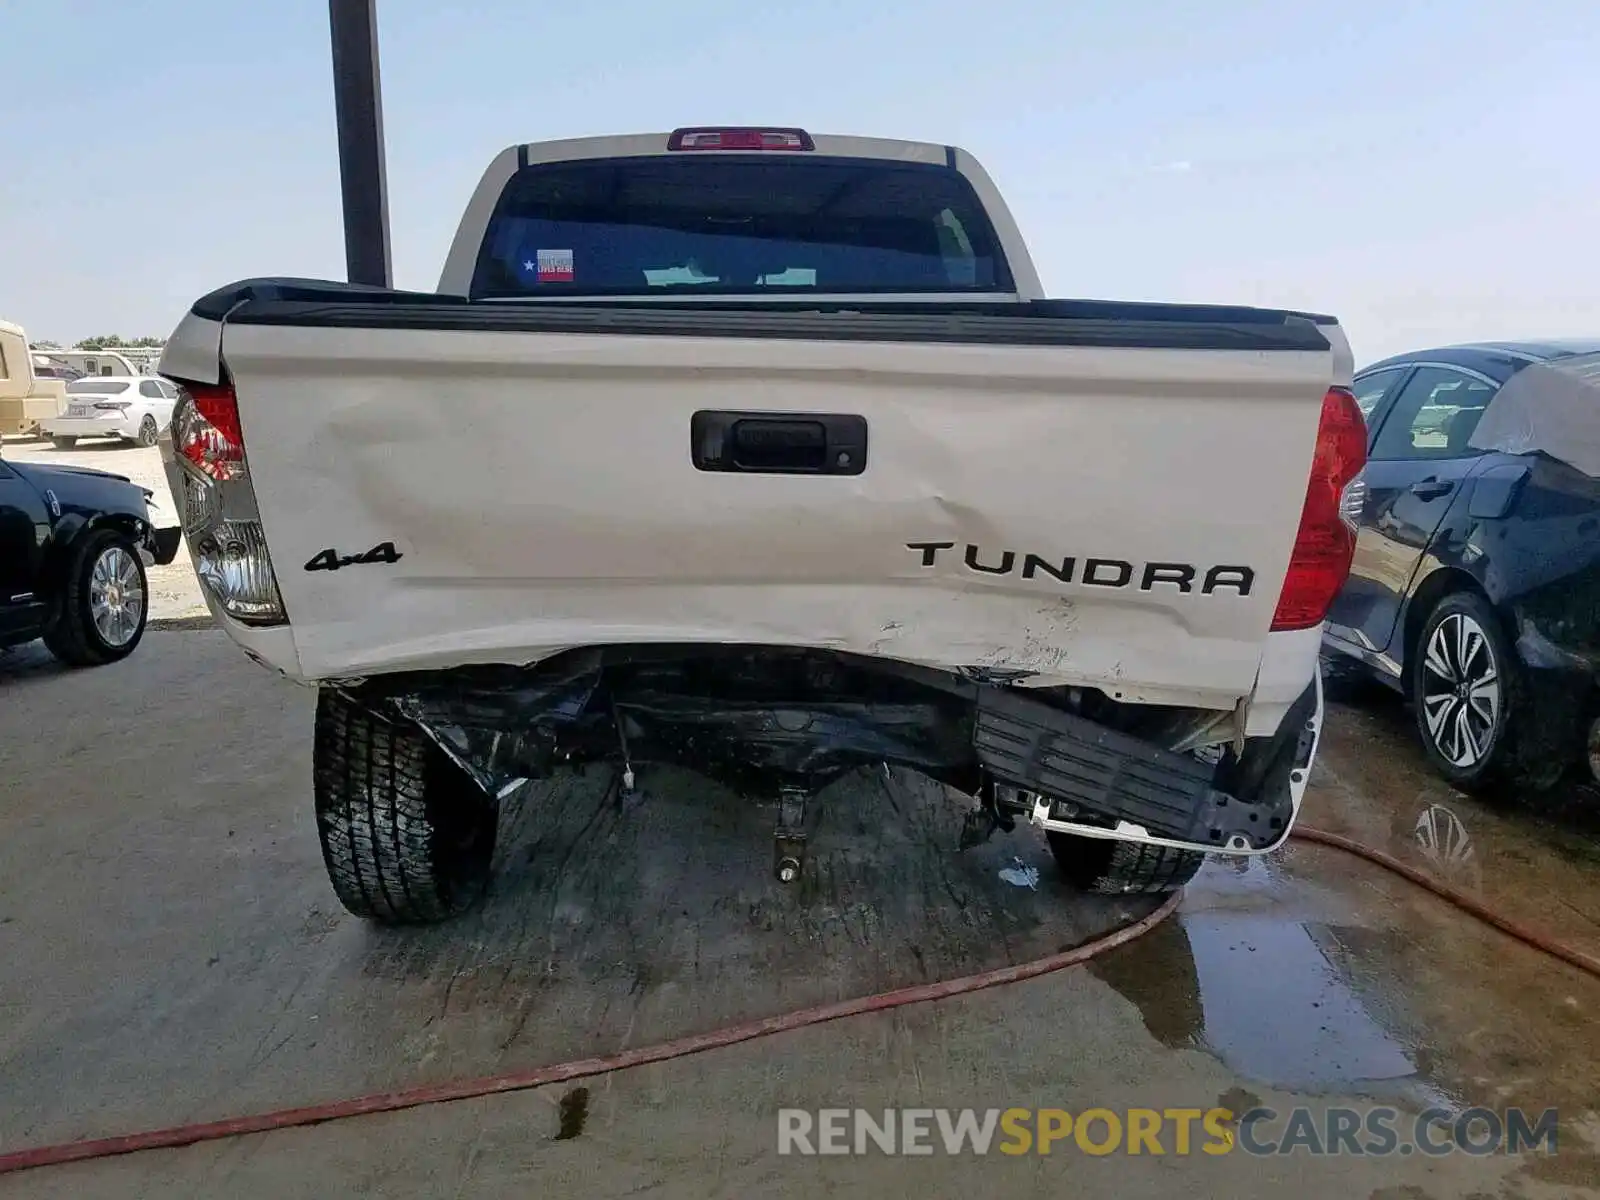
<box><xmin>159</xmin><ymin>127</ymin><xmax>1366</xmax><ymax>925</ymax></box>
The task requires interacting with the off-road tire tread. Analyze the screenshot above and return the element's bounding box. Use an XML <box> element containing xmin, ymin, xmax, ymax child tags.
<box><xmin>312</xmin><ymin>690</ymin><xmax>495</xmax><ymax>924</ymax></box>
<box><xmin>1047</xmin><ymin>832</ymin><xmax>1205</xmax><ymax>895</ymax></box>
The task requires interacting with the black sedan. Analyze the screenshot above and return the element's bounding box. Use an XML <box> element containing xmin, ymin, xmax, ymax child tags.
<box><xmin>1324</xmin><ymin>340</ymin><xmax>1600</xmax><ymax>792</ymax></box>
<box><xmin>0</xmin><ymin>449</ymin><xmax>182</xmax><ymax>665</ymax></box>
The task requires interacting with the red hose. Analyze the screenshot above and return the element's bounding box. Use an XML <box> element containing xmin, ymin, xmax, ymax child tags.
<box><xmin>2</xmin><ymin>824</ymin><xmax>1596</xmax><ymax>1177</ymax></box>
<box><xmin>1290</xmin><ymin>825</ymin><xmax>1600</xmax><ymax>978</ymax></box>
<box><xmin>0</xmin><ymin>890</ymin><xmax>1182</xmax><ymax>1176</ymax></box>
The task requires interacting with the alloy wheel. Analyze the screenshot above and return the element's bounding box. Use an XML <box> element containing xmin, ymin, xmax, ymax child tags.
<box><xmin>1419</xmin><ymin>612</ymin><xmax>1501</xmax><ymax>768</ymax></box>
<box><xmin>88</xmin><ymin>545</ymin><xmax>145</xmax><ymax>648</ymax></box>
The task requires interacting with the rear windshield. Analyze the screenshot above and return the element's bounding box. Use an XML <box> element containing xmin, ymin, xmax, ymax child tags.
<box><xmin>66</xmin><ymin>379</ymin><xmax>130</xmax><ymax>394</ymax></box>
<box><xmin>471</xmin><ymin>155</ymin><xmax>1012</xmax><ymax>298</ymax></box>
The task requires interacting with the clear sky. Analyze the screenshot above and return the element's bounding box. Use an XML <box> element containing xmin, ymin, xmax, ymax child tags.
<box><xmin>3</xmin><ymin>0</ymin><xmax>1595</xmax><ymax>362</ymax></box>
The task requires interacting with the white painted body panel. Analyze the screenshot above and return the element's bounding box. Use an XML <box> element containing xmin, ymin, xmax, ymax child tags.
<box><xmin>181</xmin><ymin>316</ymin><xmax>1337</xmax><ymax>719</ymax></box>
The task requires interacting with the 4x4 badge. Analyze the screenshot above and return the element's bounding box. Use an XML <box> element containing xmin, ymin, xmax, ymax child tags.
<box><xmin>304</xmin><ymin>541</ymin><xmax>403</xmax><ymax>572</ymax></box>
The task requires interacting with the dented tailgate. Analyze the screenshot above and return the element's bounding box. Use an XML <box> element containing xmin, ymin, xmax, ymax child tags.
<box><xmin>205</xmin><ymin>299</ymin><xmax>1337</xmax><ymax>708</ymax></box>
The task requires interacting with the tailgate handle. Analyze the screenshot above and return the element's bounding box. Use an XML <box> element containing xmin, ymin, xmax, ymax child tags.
<box><xmin>691</xmin><ymin>411</ymin><xmax>867</xmax><ymax>476</ymax></box>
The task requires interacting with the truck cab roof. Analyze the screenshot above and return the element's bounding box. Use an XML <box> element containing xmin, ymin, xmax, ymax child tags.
<box><xmin>435</xmin><ymin>129</ymin><xmax>1045</xmax><ymax>303</ymax></box>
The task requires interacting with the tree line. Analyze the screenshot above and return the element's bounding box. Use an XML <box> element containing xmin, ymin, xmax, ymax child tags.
<box><xmin>30</xmin><ymin>336</ymin><xmax>165</xmax><ymax>351</ymax></box>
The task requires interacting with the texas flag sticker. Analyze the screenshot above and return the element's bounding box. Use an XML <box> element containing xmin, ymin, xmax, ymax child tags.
<box><xmin>535</xmin><ymin>248</ymin><xmax>574</xmax><ymax>282</ymax></box>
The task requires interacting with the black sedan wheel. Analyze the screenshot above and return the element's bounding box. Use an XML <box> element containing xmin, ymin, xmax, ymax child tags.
<box><xmin>1412</xmin><ymin>592</ymin><xmax>1519</xmax><ymax>791</ymax></box>
<box><xmin>42</xmin><ymin>529</ymin><xmax>149</xmax><ymax>667</ymax></box>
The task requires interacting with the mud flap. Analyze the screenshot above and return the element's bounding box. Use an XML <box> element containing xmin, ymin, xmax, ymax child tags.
<box><xmin>149</xmin><ymin>525</ymin><xmax>183</xmax><ymax>566</ymax></box>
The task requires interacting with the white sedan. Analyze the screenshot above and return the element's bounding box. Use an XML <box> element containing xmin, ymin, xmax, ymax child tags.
<box><xmin>41</xmin><ymin>376</ymin><xmax>180</xmax><ymax>448</ymax></box>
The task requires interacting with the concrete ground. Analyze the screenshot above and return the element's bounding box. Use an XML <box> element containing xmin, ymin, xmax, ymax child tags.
<box><xmin>1</xmin><ymin>633</ymin><xmax>1598</xmax><ymax>1199</ymax></box>
<box><xmin>0</xmin><ymin>435</ymin><xmax>206</xmax><ymax>622</ymax></box>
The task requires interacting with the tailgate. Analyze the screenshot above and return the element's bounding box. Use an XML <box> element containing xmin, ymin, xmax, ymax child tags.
<box><xmin>217</xmin><ymin>305</ymin><xmax>1335</xmax><ymax>706</ymax></box>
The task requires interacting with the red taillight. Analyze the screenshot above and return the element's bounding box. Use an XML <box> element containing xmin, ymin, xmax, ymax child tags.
<box><xmin>667</xmin><ymin>126</ymin><xmax>814</xmax><ymax>151</ymax></box>
<box><xmin>1270</xmin><ymin>386</ymin><xmax>1368</xmax><ymax>632</ymax></box>
<box><xmin>179</xmin><ymin>381</ymin><xmax>246</xmax><ymax>481</ymax></box>
<box><xmin>169</xmin><ymin>375</ymin><xmax>283</xmax><ymax>624</ymax></box>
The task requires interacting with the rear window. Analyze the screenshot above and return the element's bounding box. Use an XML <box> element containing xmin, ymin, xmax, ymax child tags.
<box><xmin>471</xmin><ymin>155</ymin><xmax>1012</xmax><ymax>298</ymax></box>
<box><xmin>67</xmin><ymin>379</ymin><xmax>130</xmax><ymax>394</ymax></box>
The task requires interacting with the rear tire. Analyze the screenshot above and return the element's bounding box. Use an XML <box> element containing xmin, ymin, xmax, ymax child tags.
<box><xmin>312</xmin><ymin>689</ymin><xmax>498</xmax><ymax>924</ymax></box>
<box><xmin>42</xmin><ymin>528</ymin><xmax>148</xmax><ymax>666</ymax></box>
<box><xmin>51</xmin><ymin>435</ymin><xmax>76</xmax><ymax>449</ymax></box>
<box><xmin>1047</xmin><ymin>832</ymin><xmax>1205</xmax><ymax>895</ymax></box>
<box><xmin>1411</xmin><ymin>591</ymin><xmax>1526</xmax><ymax>793</ymax></box>
<box><xmin>134</xmin><ymin>415</ymin><xmax>159</xmax><ymax>447</ymax></box>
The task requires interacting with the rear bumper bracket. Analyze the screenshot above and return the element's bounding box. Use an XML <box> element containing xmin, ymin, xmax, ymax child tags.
<box><xmin>974</xmin><ymin>687</ymin><xmax>1280</xmax><ymax>851</ymax></box>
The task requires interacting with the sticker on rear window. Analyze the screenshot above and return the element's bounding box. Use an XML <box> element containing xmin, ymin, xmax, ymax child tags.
<box><xmin>535</xmin><ymin>248</ymin><xmax>574</xmax><ymax>282</ymax></box>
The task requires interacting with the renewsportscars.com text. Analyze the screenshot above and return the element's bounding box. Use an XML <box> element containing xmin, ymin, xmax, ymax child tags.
<box><xmin>776</xmin><ymin>1106</ymin><xmax>1559</xmax><ymax>1158</ymax></box>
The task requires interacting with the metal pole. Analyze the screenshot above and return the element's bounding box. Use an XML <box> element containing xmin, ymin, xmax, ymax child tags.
<box><xmin>329</xmin><ymin>0</ymin><xmax>392</xmax><ymax>287</ymax></box>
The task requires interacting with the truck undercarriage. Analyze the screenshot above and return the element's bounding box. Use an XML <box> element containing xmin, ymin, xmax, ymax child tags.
<box><xmin>324</xmin><ymin>644</ymin><xmax>1319</xmax><ymax>893</ymax></box>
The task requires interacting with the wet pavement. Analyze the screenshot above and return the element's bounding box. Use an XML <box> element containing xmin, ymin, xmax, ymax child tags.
<box><xmin>1</xmin><ymin>632</ymin><xmax>1598</xmax><ymax>1198</ymax></box>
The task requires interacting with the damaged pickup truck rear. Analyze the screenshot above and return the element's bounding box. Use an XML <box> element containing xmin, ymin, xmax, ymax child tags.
<box><xmin>158</xmin><ymin>128</ymin><xmax>1365</xmax><ymax>924</ymax></box>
